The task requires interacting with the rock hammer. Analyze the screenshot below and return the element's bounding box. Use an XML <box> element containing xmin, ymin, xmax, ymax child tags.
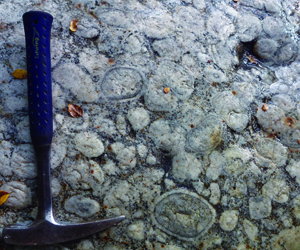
<box><xmin>2</xmin><ymin>11</ymin><xmax>125</xmax><ymax>245</ymax></box>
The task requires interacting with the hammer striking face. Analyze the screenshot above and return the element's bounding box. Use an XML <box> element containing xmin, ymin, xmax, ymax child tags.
<box><xmin>2</xmin><ymin>11</ymin><xmax>125</xmax><ymax>246</ymax></box>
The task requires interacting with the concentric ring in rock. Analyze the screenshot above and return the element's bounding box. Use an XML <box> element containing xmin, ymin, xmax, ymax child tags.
<box><xmin>144</xmin><ymin>61</ymin><xmax>194</xmax><ymax>111</ymax></box>
<box><xmin>100</xmin><ymin>67</ymin><xmax>145</xmax><ymax>101</ymax></box>
<box><xmin>186</xmin><ymin>114</ymin><xmax>223</xmax><ymax>153</ymax></box>
<box><xmin>152</xmin><ymin>190</ymin><xmax>216</xmax><ymax>240</ymax></box>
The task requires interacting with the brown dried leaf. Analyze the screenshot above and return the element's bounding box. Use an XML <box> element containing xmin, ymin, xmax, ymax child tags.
<box><xmin>69</xmin><ymin>19</ymin><xmax>78</xmax><ymax>32</ymax></box>
<box><xmin>68</xmin><ymin>104</ymin><xmax>83</xmax><ymax>118</ymax></box>
<box><xmin>12</xmin><ymin>69</ymin><xmax>27</xmax><ymax>79</ymax></box>
<box><xmin>0</xmin><ymin>191</ymin><xmax>10</xmax><ymax>206</ymax></box>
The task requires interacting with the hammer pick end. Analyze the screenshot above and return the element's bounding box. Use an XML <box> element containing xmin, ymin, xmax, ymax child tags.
<box><xmin>3</xmin><ymin>215</ymin><xmax>125</xmax><ymax>245</ymax></box>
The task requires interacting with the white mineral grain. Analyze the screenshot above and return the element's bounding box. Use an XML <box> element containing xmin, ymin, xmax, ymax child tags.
<box><xmin>164</xmin><ymin>178</ymin><xmax>176</xmax><ymax>191</ymax></box>
<box><xmin>270</xmin><ymin>226</ymin><xmax>300</xmax><ymax>250</ymax></box>
<box><xmin>243</xmin><ymin>219</ymin><xmax>258</xmax><ymax>242</ymax></box>
<box><xmin>154</xmin><ymin>243</ymin><xmax>184</xmax><ymax>250</ymax></box>
<box><xmin>235</xmin><ymin>13</ymin><xmax>262</xmax><ymax>42</ymax></box>
<box><xmin>262</xmin><ymin>16</ymin><xmax>285</xmax><ymax>38</ymax></box>
<box><xmin>292</xmin><ymin>194</ymin><xmax>300</xmax><ymax>219</ymax></box>
<box><xmin>100</xmin><ymin>67</ymin><xmax>145</xmax><ymax>101</ymax></box>
<box><xmin>0</xmin><ymin>181</ymin><xmax>31</xmax><ymax>209</ymax></box>
<box><xmin>171</xmin><ymin>152</ymin><xmax>203</xmax><ymax>182</ymax></box>
<box><xmin>148</xmin><ymin>119</ymin><xmax>185</xmax><ymax>155</ymax></box>
<box><xmin>219</xmin><ymin>210</ymin><xmax>239</xmax><ymax>231</ymax></box>
<box><xmin>137</xmin><ymin>144</ymin><xmax>148</xmax><ymax>158</ymax></box>
<box><xmin>223</xmin><ymin>146</ymin><xmax>252</xmax><ymax>178</ymax></box>
<box><xmin>64</xmin><ymin>195</ymin><xmax>100</xmax><ymax>218</ymax></box>
<box><xmin>51</xmin><ymin>137</ymin><xmax>67</xmax><ymax>169</ymax></box>
<box><xmin>286</xmin><ymin>160</ymin><xmax>300</xmax><ymax>185</ymax></box>
<box><xmin>206</xmin><ymin>151</ymin><xmax>223</xmax><ymax>180</ymax></box>
<box><xmin>93</xmin><ymin>116</ymin><xmax>118</xmax><ymax>136</ymax></box>
<box><xmin>11</xmin><ymin>144</ymin><xmax>36</xmax><ymax>179</ymax></box>
<box><xmin>111</xmin><ymin>142</ymin><xmax>136</xmax><ymax>168</ymax></box>
<box><xmin>144</xmin><ymin>61</ymin><xmax>193</xmax><ymax>112</ymax></box>
<box><xmin>255</xmin><ymin>138</ymin><xmax>288</xmax><ymax>168</ymax></box>
<box><xmin>249</xmin><ymin>196</ymin><xmax>272</xmax><ymax>220</ymax></box>
<box><xmin>0</xmin><ymin>141</ymin><xmax>14</xmax><ymax>176</ymax></box>
<box><xmin>206</xmin><ymin>10</ymin><xmax>235</xmax><ymax>42</ymax></box>
<box><xmin>79</xmin><ymin>52</ymin><xmax>110</xmax><ymax>79</ymax></box>
<box><xmin>75</xmin><ymin>18</ymin><xmax>99</xmax><ymax>38</ymax></box>
<box><xmin>146</xmin><ymin>154</ymin><xmax>156</xmax><ymax>165</ymax></box>
<box><xmin>74</xmin><ymin>132</ymin><xmax>104</xmax><ymax>158</ymax></box>
<box><xmin>212</xmin><ymin>91</ymin><xmax>249</xmax><ymax>132</ymax></box>
<box><xmin>193</xmin><ymin>180</ymin><xmax>204</xmax><ymax>195</ymax></box>
<box><xmin>62</xmin><ymin>159</ymin><xmax>88</xmax><ymax>190</ymax></box>
<box><xmin>139</xmin><ymin>10</ymin><xmax>175</xmax><ymax>39</ymax></box>
<box><xmin>50</xmin><ymin>38</ymin><xmax>63</xmax><ymax>67</ymax></box>
<box><xmin>76</xmin><ymin>239</ymin><xmax>94</xmax><ymax>250</ymax></box>
<box><xmin>127</xmin><ymin>221</ymin><xmax>145</xmax><ymax>241</ymax></box>
<box><xmin>152</xmin><ymin>38</ymin><xmax>181</xmax><ymax>61</ymax></box>
<box><xmin>262</xmin><ymin>176</ymin><xmax>289</xmax><ymax>203</ymax></box>
<box><xmin>193</xmin><ymin>0</ymin><xmax>205</xmax><ymax>9</ymax></box>
<box><xmin>209</xmin><ymin>182</ymin><xmax>220</xmax><ymax>205</ymax></box>
<box><xmin>52</xmin><ymin>63</ymin><xmax>98</xmax><ymax>102</ymax></box>
<box><xmin>102</xmin><ymin>160</ymin><xmax>118</xmax><ymax>176</ymax></box>
<box><xmin>103</xmin><ymin>180</ymin><xmax>139</xmax><ymax>216</ymax></box>
<box><xmin>51</xmin><ymin>178</ymin><xmax>61</xmax><ymax>198</ymax></box>
<box><xmin>116</xmin><ymin>114</ymin><xmax>127</xmax><ymax>135</ymax></box>
<box><xmin>127</xmin><ymin>107</ymin><xmax>150</xmax><ymax>131</ymax></box>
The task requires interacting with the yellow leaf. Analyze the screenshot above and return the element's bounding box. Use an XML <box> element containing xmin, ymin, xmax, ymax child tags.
<box><xmin>0</xmin><ymin>191</ymin><xmax>10</xmax><ymax>205</ymax></box>
<box><xmin>12</xmin><ymin>69</ymin><xmax>27</xmax><ymax>79</ymax></box>
<box><xmin>69</xmin><ymin>19</ymin><xmax>78</xmax><ymax>32</ymax></box>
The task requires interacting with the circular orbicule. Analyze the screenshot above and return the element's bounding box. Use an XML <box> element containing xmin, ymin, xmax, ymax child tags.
<box><xmin>100</xmin><ymin>67</ymin><xmax>146</xmax><ymax>101</ymax></box>
<box><xmin>186</xmin><ymin>114</ymin><xmax>223</xmax><ymax>153</ymax></box>
<box><xmin>152</xmin><ymin>189</ymin><xmax>216</xmax><ymax>240</ymax></box>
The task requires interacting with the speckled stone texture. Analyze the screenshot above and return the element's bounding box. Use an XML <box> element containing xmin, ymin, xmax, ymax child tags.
<box><xmin>1</xmin><ymin>0</ymin><xmax>300</xmax><ymax>249</ymax></box>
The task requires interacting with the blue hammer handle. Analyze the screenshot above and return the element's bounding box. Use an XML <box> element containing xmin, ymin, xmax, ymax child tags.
<box><xmin>23</xmin><ymin>11</ymin><xmax>53</xmax><ymax>146</ymax></box>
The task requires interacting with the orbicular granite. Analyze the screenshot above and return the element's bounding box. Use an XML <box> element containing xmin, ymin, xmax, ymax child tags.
<box><xmin>1</xmin><ymin>0</ymin><xmax>300</xmax><ymax>249</ymax></box>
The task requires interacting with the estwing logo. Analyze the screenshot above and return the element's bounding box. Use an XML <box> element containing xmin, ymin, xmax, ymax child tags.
<box><xmin>32</xmin><ymin>27</ymin><xmax>40</xmax><ymax>59</ymax></box>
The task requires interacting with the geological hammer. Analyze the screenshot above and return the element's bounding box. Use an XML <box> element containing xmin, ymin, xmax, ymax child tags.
<box><xmin>2</xmin><ymin>11</ymin><xmax>125</xmax><ymax>245</ymax></box>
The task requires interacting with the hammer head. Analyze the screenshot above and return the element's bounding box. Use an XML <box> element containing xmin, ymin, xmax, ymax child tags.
<box><xmin>3</xmin><ymin>216</ymin><xmax>125</xmax><ymax>245</ymax></box>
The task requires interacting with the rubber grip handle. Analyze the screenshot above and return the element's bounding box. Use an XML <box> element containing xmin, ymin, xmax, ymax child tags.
<box><xmin>23</xmin><ymin>11</ymin><xmax>53</xmax><ymax>146</ymax></box>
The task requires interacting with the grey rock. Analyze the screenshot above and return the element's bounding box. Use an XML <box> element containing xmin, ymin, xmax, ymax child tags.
<box><xmin>64</xmin><ymin>195</ymin><xmax>100</xmax><ymax>218</ymax></box>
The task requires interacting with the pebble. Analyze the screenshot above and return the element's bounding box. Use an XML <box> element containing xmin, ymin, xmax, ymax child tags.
<box><xmin>111</xmin><ymin>142</ymin><xmax>136</xmax><ymax>168</ymax></box>
<box><xmin>262</xmin><ymin>176</ymin><xmax>289</xmax><ymax>203</ymax></box>
<box><xmin>100</xmin><ymin>67</ymin><xmax>145</xmax><ymax>101</ymax></box>
<box><xmin>148</xmin><ymin>119</ymin><xmax>186</xmax><ymax>155</ymax></box>
<box><xmin>207</xmin><ymin>11</ymin><xmax>235</xmax><ymax>42</ymax></box>
<box><xmin>243</xmin><ymin>219</ymin><xmax>258</xmax><ymax>241</ymax></box>
<box><xmin>127</xmin><ymin>221</ymin><xmax>145</xmax><ymax>240</ymax></box>
<box><xmin>186</xmin><ymin>114</ymin><xmax>223</xmax><ymax>153</ymax></box>
<box><xmin>52</xmin><ymin>63</ymin><xmax>98</xmax><ymax>102</ymax></box>
<box><xmin>171</xmin><ymin>152</ymin><xmax>203</xmax><ymax>182</ymax></box>
<box><xmin>76</xmin><ymin>239</ymin><xmax>94</xmax><ymax>250</ymax></box>
<box><xmin>127</xmin><ymin>107</ymin><xmax>150</xmax><ymax>131</ymax></box>
<box><xmin>0</xmin><ymin>181</ymin><xmax>31</xmax><ymax>209</ymax></box>
<box><xmin>209</xmin><ymin>183</ymin><xmax>220</xmax><ymax>205</ymax></box>
<box><xmin>286</xmin><ymin>160</ymin><xmax>300</xmax><ymax>185</ymax></box>
<box><xmin>219</xmin><ymin>210</ymin><xmax>239</xmax><ymax>231</ymax></box>
<box><xmin>235</xmin><ymin>14</ymin><xmax>262</xmax><ymax>42</ymax></box>
<box><xmin>64</xmin><ymin>195</ymin><xmax>100</xmax><ymax>218</ymax></box>
<box><xmin>249</xmin><ymin>196</ymin><xmax>272</xmax><ymax>220</ymax></box>
<box><xmin>144</xmin><ymin>61</ymin><xmax>194</xmax><ymax>111</ymax></box>
<box><xmin>74</xmin><ymin>132</ymin><xmax>104</xmax><ymax>158</ymax></box>
<box><xmin>11</xmin><ymin>144</ymin><xmax>36</xmax><ymax>179</ymax></box>
<box><xmin>152</xmin><ymin>189</ymin><xmax>216</xmax><ymax>240</ymax></box>
<box><xmin>255</xmin><ymin>138</ymin><xmax>288</xmax><ymax>168</ymax></box>
<box><xmin>0</xmin><ymin>141</ymin><xmax>14</xmax><ymax>176</ymax></box>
